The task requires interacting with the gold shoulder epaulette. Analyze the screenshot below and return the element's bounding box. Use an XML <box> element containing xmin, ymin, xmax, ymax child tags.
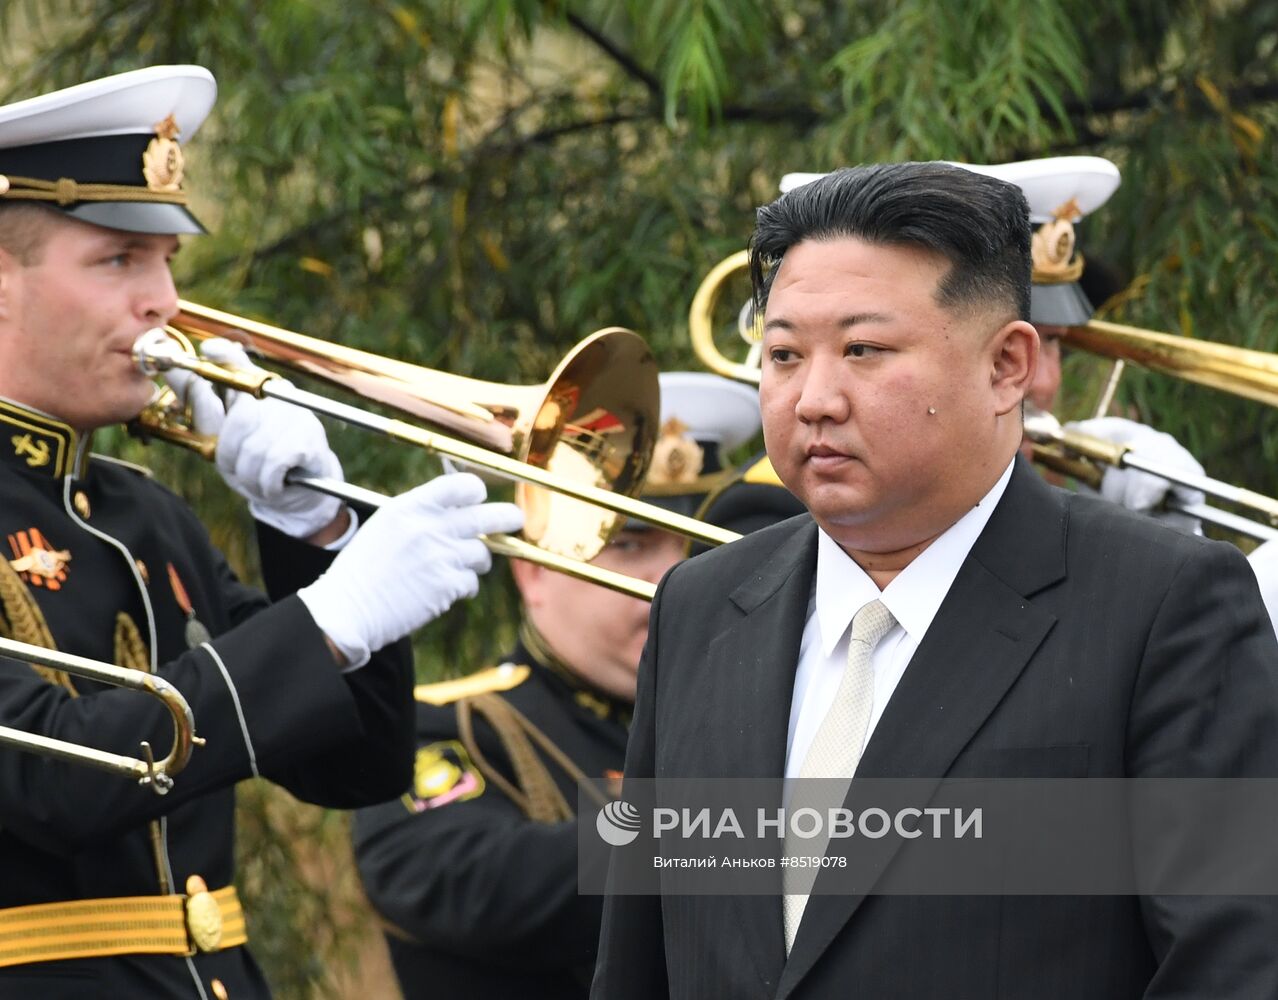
<box><xmin>742</xmin><ymin>455</ymin><xmax>783</xmax><ymax>487</ymax></box>
<box><xmin>415</xmin><ymin>663</ymin><xmax>530</xmax><ymax>706</ymax></box>
<box><xmin>90</xmin><ymin>454</ymin><xmax>154</xmax><ymax>478</ymax></box>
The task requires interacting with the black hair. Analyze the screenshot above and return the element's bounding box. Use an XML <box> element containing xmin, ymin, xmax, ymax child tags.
<box><xmin>750</xmin><ymin>162</ymin><xmax>1031</xmax><ymax>321</ymax></box>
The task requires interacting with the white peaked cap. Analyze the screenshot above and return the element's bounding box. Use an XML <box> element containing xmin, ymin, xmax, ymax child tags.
<box><xmin>0</xmin><ymin>66</ymin><xmax>216</xmax><ymax>148</ymax></box>
<box><xmin>779</xmin><ymin>158</ymin><xmax>1121</xmax><ymax>225</ymax></box>
<box><xmin>659</xmin><ymin>372</ymin><xmax>761</xmax><ymax>453</ymax></box>
<box><xmin>0</xmin><ymin>66</ymin><xmax>217</xmax><ymax>234</ymax></box>
<box><xmin>946</xmin><ymin>156</ymin><xmax>1120</xmax><ymax>223</ymax></box>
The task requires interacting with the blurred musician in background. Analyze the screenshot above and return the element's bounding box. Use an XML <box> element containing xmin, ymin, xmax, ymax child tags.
<box><xmin>352</xmin><ymin>371</ymin><xmax>787</xmax><ymax>999</ymax></box>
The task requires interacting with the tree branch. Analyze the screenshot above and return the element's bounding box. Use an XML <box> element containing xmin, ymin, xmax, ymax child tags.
<box><xmin>190</xmin><ymin>106</ymin><xmax>659</xmax><ymax>282</ymax></box>
<box><xmin>189</xmin><ymin>68</ymin><xmax>1278</xmax><ymax>283</ymax></box>
<box><xmin>560</xmin><ymin>9</ymin><xmax>663</xmax><ymax>102</ymax></box>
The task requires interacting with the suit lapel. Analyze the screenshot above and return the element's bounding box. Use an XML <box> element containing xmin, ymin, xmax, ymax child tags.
<box><xmin>776</xmin><ymin>459</ymin><xmax>1068</xmax><ymax>998</ymax></box>
<box><xmin>708</xmin><ymin>517</ymin><xmax>819</xmax><ymax>993</ymax></box>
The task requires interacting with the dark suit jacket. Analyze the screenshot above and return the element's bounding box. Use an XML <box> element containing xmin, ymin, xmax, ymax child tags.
<box><xmin>593</xmin><ymin>458</ymin><xmax>1278</xmax><ymax>999</ymax></box>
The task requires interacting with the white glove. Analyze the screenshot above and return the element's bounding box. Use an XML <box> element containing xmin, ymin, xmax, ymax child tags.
<box><xmin>1064</xmin><ymin>416</ymin><xmax>1205</xmax><ymax>534</ymax></box>
<box><xmin>164</xmin><ymin>339</ymin><xmax>345</xmax><ymax>540</ymax></box>
<box><xmin>297</xmin><ymin>472</ymin><xmax>524</xmax><ymax>667</ymax></box>
<box><xmin>1248</xmin><ymin>540</ymin><xmax>1278</xmax><ymax>632</ymax></box>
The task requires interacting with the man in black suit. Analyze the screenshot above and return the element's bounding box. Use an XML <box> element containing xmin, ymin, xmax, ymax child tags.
<box><xmin>592</xmin><ymin>162</ymin><xmax>1278</xmax><ymax>999</ymax></box>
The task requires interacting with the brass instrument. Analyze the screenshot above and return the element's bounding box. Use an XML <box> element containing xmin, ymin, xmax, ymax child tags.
<box><xmin>288</xmin><ymin>474</ymin><xmax>658</xmax><ymax>601</ymax></box>
<box><xmin>166</xmin><ymin>303</ymin><xmax>671</xmax><ymax>562</ymax></box>
<box><xmin>689</xmin><ymin>248</ymin><xmax>1278</xmax><ymax>407</ymax></box>
<box><xmin>0</xmin><ymin>637</ymin><xmax>202</xmax><ymax>793</ymax></box>
<box><xmin>164</xmin><ymin>304</ymin><xmax>738</xmax><ymax>555</ymax></box>
<box><xmin>131</xmin><ymin>316</ymin><xmax>739</xmax><ymax>591</ymax></box>
<box><xmin>1024</xmin><ymin>408</ymin><xmax>1278</xmax><ymax>541</ymax></box>
<box><xmin>1066</xmin><ymin>320</ymin><xmax>1278</xmax><ymax>410</ymax></box>
<box><xmin>689</xmin><ymin>250</ymin><xmax>761</xmax><ymax>385</ymax></box>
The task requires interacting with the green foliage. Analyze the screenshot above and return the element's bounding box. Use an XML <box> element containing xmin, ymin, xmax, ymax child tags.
<box><xmin>4</xmin><ymin>0</ymin><xmax>1278</xmax><ymax>994</ymax></box>
<box><xmin>825</xmin><ymin>0</ymin><xmax>1087</xmax><ymax>159</ymax></box>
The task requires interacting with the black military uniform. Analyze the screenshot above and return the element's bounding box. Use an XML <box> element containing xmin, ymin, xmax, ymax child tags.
<box><xmin>0</xmin><ymin>404</ymin><xmax>414</xmax><ymax>998</ymax></box>
<box><xmin>691</xmin><ymin>450</ymin><xmax>807</xmax><ymax>555</ymax></box>
<box><xmin>353</xmin><ymin>625</ymin><xmax>628</xmax><ymax>999</ymax></box>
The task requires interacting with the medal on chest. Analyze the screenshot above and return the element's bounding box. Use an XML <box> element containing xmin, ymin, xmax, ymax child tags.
<box><xmin>167</xmin><ymin>562</ymin><xmax>211</xmax><ymax>647</ymax></box>
<box><xmin>7</xmin><ymin>527</ymin><xmax>71</xmax><ymax>590</ymax></box>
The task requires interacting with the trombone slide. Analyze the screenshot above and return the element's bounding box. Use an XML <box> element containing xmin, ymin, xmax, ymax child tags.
<box><xmin>287</xmin><ymin>474</ymin><xmax>659</xmax><ymax>601</ymax></box>
<box><xmin>0</xmin><ymin>636</ymin><xmax>201</xmax><ymax>794</ymax></box>
<box><xmin>134</xmin><ymin>332</ymin><xmax>740</xmax><ymax>555</ymax></box>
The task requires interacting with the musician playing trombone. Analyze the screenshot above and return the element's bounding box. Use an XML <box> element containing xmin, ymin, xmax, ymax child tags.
<box><xmin>0</xmin><ymin>67</ymin><xmax>522</xmax><ymax>998</ymax></box>
<box><xmin>966</xmin><ymin>157</ymin><xmax>1278</xmax><ymax>629</ymax></box>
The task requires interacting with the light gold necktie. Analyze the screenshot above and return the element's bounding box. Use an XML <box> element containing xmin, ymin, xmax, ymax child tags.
<box><xmin>783</xmin><ymin>598</ymin><xmax>897</xmax><ymax>953</ymax></box>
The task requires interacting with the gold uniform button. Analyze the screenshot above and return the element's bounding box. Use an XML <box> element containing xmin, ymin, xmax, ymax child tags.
<box><xmin>211</xmin><ymin>979</ymin><xmax>229</xmax><ymax>1000</ymax></box>
<box><xmin>73</xmin><ymin>491</ymin><xmax>91</xmax><ymax>518</ymax></box>
<box><xmin>135</xmin><ymin>559</ymin><xmax>149</xmax><ymax>584</ymax></box>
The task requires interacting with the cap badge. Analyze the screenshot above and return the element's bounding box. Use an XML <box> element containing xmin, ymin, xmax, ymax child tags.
<box><xmin>647</xmin><ymin>417</ymin><xmax>704</xmax><ymax>486</ymax></box>
<box><xmin>142</xmin><ymin>114</ymin><xmax>185</xmax><ymax>193</ymax></box>
<box><xmin>1031</xmin><ymin>197</ymin><xmax>1085</xmax><ymax>284</ymax></box>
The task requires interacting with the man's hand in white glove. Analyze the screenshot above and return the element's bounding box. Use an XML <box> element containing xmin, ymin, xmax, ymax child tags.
<box><xmin>1064</xmin><ymin>416</ymin><xmax>1205</xmax><ymax>534</ymax></box>
<box><xmin>297</xmin><ymin>472</ymin><xmax>525</xmax><ymax>667</ymax></box>
<box><xmin>164</xmin><ymin>338</ymin><xmax>348</xmax><ymax>542</ymax></box>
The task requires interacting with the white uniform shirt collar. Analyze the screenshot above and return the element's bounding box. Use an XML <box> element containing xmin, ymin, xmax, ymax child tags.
<box><xmin>813</xmin><ymin>459</ymin><xmax>1016</xmax><ymax>655</ymax></box>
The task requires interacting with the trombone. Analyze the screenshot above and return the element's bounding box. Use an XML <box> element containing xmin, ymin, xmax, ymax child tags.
<box><xmin>1024</xmin><ymin>408</ymin><xmax>1278</xmax><ymax>541</ymax></box>
<box><xmin>690</xmin><ymin>248</ymin><xmax>1278</xmax><ymax>405</ymax></box>
<box><xmin>0</xmin><ymin>637</ymin><xmax>202</xmax><ymax>793</ymax></box>
<box><xmin>156</xmin><ymin>305</ymin><xmax>738</xmax><ymax>558</ymax></box>
<box><xmin>288</xmin><ymin>474</ymin><xmax>660</xmax><ymax>601</ymax></box>
<box><xmin>689</xmin><ymin>250</ymin><xmax>762</xmax><ymax>385</ymax></box>
<box><xmin>137</xmin><ymin>384</ymin><xmax>663</xmax><ymax>599</ymax></box>
<box><xmin>688</xmin><ymin>249</ymin><xmax>1278</xmax><ymax>539</ymax></box>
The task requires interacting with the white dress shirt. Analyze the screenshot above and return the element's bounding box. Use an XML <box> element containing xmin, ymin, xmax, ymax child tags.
<box><xmin>784</xmin><ymin>461</ymin><xmax>1015</xmax><ymax>779</ymax></box>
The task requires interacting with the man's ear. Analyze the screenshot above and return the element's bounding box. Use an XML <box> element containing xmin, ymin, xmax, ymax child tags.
<box><xmin>990</xmin><ymin>319</ymin><xmax>1038</xmax><ymax>416</ymax></box>
<box><xmin>509</xmin><ymin>557</ymin><xmax>544</xmax><ymax>606</ymax></box>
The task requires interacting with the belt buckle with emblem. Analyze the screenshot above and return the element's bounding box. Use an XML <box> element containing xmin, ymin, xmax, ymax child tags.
<box><xmin>184</xmin><ymin>875</ymin><xmax>223</xmax><ymax>954</ymax></box>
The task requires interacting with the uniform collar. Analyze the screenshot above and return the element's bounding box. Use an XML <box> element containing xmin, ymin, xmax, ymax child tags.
<box><xmin>517</xmin><ymin>620</ymin><xmax>633</xmax><ymax>727</ymax></box>
<box><xmin>0</xmin><ymin>396</ymin><xmax>92</xmax><ymax>480</ymax></box>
